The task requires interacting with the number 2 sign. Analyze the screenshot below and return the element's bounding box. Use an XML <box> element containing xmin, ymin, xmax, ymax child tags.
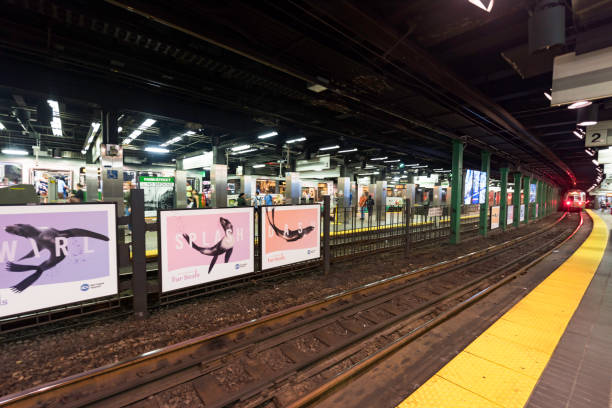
<box><xmin>586</xmin><ymin>122</ymin><xmax>612</xmax><ymax>147</ymax></box>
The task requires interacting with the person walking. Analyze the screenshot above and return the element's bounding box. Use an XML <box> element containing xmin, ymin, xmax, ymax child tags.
<box><xmin>359</xmin><ymin>191</ymin><xmax>368</xmax><ymax>220</ymax></box>
<box><xmin>265</xmin><ymin>192</ymin><xmax>274</xmax><ymax>206</ymax></box>
<box><xmin>253</xmin><ymin>190</ymin><xmax>262</xmax><ymax>209</ymax></box>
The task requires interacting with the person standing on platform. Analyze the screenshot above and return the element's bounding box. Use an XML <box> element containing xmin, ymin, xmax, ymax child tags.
<box><xmin>265</xmin><ymin>191</ymin><xmax>274</xmax><ymax>206</ymax></box>
<box><xmin>237</xmin><ymin>193</ymin><xmax>247</xmax><ymax>207</ymax></box>
<box><xmin>74</xmin><ymin>183</ymin><xmax>85</xmax><ymax>202</ymax></box>
<box><xmin>253</xmin><ymin>190</ymin><xmax>262</xmax><ymax>209</ymax></box>
<box><xmin>359</xmin><ymin>192</ymin><xmax>368</xmax><ymax>220</ymax></box>
<box><xmin>366</xmin><ymin>193</ymin><xmax>375</xmax><ymax>226</ymax></box>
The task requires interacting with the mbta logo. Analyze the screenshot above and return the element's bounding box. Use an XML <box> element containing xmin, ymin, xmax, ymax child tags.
<box><xmin>80</xmin><ymin>283</ymin><xmax>90</xmax><ymax>292</ymax></box>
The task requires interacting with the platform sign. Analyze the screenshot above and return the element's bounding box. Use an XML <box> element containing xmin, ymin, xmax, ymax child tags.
<box><xmin>159</xmin><ymin>207</ymin><xmax>255</xmax><ymax>293</ymax></box>
<box><xmin>520</xmin><ymin>204</ymin><xmax>526</xmax><ymax>222</ymax></box>
<box><xmin>585</xmin><ymin>121</ymin><xmax>612</xmax><ymax>147</ymax></box>
<box><xmin>0</xmin><ymin>203</ymin><xmax>117</xmax><ymax>318</ymax></box>
<box><xmin>139</xmin><ymin>176</ymin><xmax>175</xmax><ymax>217</ymax></box>
<box><xmin>507</xmin><ymin>205</ymin><xmax>514</xmax><ymax>225</ymax></box>
<box><xmin>427</xmin><ymin>207</ymin><xmax>442</xmax><ymax>217</ymax></box>
<box><xmin>491</xmin><ymin>206</ymin><xmax>500</xmax><ymax>229</ymax></box>
<box><xmin>261</xmin><ymin>205</ymin><xmax>320</xmax><ymax>270</ymax></box>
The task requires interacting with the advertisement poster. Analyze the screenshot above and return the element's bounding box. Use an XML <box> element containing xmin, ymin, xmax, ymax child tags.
<box><xmin>491</xmin><ymin>206</ymin><xmax>500</xmax><ymax>229</ymax></box>
<box><xmin>0</xmin><ymin>204</ymin><xmax>117</xmax><ymax>318</ymax></box>
<box><xmin>0</xmin><ymin>162</ymin><xmax>22</xmax><ymax>186</ymax></box>
<box><xmin>507</xmin><ymin>205</ymin><xmax>514</xmax><ymax>225</ymax></box>
<box><xmin>529</xmin><ymin>183</ymin><xmax>537</xmax><ymax>203</ymax></box>
<box><xmin>140</xmin><ymin>176</ymin><xmax>175</xmax><ymax>217</ymax></box>
<box><xmin>478</xmin><ymin>172</ymin><xmax>487</xmax><ymax>204</ymax></box>
<box><xmin>159</xmin><ymin>207</ymin><xmax>255</xmax><ymax>292</ymax></box>
<box><xmin>261</xmin><ymin>205</ymin><xmax>320</xmax><ymax>270</ymax></box>
<box><xmin>464</xmin><ymin>170</ymin><xmax>481</xmax><ymax>205</ymax></box>
<box><xmin>472</xmin><ymin>170</ymin><xmax>481</xmax><ymax>204</ymax></box>
<box><xmin>520</xmin><ymin>204</ymin><xmax>525</xmax><ymax>221</ymax></box>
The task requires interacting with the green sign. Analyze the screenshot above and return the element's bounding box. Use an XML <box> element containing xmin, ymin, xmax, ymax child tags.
<box><xmin>139</xmin><ymin>176</ymin><xmax>175</xmax><ymax>183</ymax></box>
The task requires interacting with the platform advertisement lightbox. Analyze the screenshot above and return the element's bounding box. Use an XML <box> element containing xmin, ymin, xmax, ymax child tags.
<box><xmin>261</xmin><ymin>205</ymin><xmax>321</xmax><ymax>270</ymax></box>
<box><xmin>507</xmin><ymin>205</ymin><xmax>514</xmax><ymax>225</ymax></box>
<box><xmin>159</xmin><ymin>207</ymin><xmax>255</xmax><ymax>293</ymax></box>
<box><xmin>0</xmin><ymin>203</ymin><xmax>117</xmax><ymax>318</ymax></box>
<box><xmin>520</xmin><ymin>204</ymin><xmax>526</xmax><ymax>222</ymax></box>
<box><xmin>491</xmin><ymin>206</ymin><xmax>500</xmax><ymax>229</ymax></box>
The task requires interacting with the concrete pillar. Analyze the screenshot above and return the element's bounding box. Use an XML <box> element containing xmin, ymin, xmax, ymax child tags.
<box><xmin>405</xmin><ymin>184</ymin><xmax>416</xmax><ymax>207</ymax></box>
<box><xmin>479</xmin><ymin>151</ymin><xmax>491</xmax><ymax>237</ymax></box>
<box><xmin>500</xmin><ymin>167</ymin><xmax>508</xmax><ymax>231</ymax></box>
<box><xmin>284</xmin><ymin>172</ymin><xmax>301</xmax><ymax>204</ymax></box>
<box><xmin>86</xmin><ymin>165</ymin><xmax>98</xmax><ymax>202</ymax></box>
<box><xmin>100</xmin><ymin>144</ymin><xmax>124</xmax><ymax>215</ymax></box>
<box><xmin>450</xmin><ymin>140</ymin><xmax>464</xmax><ymax>244</ymax></box>
<box><xmin>337</xmin><ymin>177</ymin><xmax>351</xmax><ymax>208</ymax></box>
<box><xmin>174</xmin><ymin>170</ymin><xmax>187</xmax><ymax>208</ymax></box>
<box><xmin>241</xmin><ymin>175</ymin><xmax>256</xmax><ymax>201</ymax></box>
<box><xmin>513</xmin><ymin>172</ymin><xmax>522</xmax><ymax>227</ymax></box>
<box><xmin>432</xmin><ymin>185</ymin><xmax>441</xmax><ymax>206</ymax></box>
<box><xmin>375</xmin><ymin>181</ymin><xmax>387</xmax><ymax>213</ymax></box>
<box><xmin>210</xmin><ymin>164</ymin><xmax>227</xmax><ymax>208</ymax></box>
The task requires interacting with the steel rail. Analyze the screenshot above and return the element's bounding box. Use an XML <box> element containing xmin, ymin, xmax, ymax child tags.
<box><xmin>288</xmin><ymin>212</ymin><xmax>585</xmax><ymax>407</ymax></box>
<box><xmin>0</xmin><ymin>213</ymin><xmax>570</xmax><ymax>408</ymax></box>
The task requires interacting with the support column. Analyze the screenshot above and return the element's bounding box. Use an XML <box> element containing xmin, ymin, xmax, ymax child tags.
<box><xmin>284</xmin><ymin>172</ymin><xmax>301</xmax><ymax>204</ymax></box>
<box><xmin>500</xmin><ymin>167</ymin><xmax>508</xmax><ymax>231</ymax></box>
<box><xmin>479</xmin><ymin>150</ymin><xmax>491</xmax><ymax>237</ymax></box>
<box><xmin>537</xmin><ymin>180</ymin><xmax>543</xmax><ymax>219</ymax></box>
<box><xmin>513</xmin><ymin>172</ymin><xmax>522</xmax><ymax>227</ymax></box>
<box><xmin>450</xmin><ymin>140</ymin><xmax>464</xmax><ymax>244</ymax></box>
<box><xmin>102</xmin><ymin>109</ymin><xmax>119</xmax><ymax>145</ymax></box>
<box><xmin>523</xmin><ymin>176</ymin><xmax>527</xmax><ymax>221</ymax></box>
<box><xmin>210</xmin><ymin>164</ymin><xmax>227</xmax><ymax>208</ymax></box>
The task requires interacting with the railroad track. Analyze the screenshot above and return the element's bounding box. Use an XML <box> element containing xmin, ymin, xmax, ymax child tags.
<box><xmin>0</xmin><ymin>212</ymin><xmax>581</xmax><ymax>408</ymax></box>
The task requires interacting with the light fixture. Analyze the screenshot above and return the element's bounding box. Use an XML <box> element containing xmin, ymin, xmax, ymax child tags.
<box><xmin>123</xmin><ymin>118</ymin><xmax>156</xmax><ymax>145</ymax></box>
<box><xmin>118</xmin><ymin>126</ymin><xmax>123</xmax><ymax>133</ymax></box>
<box><xmin>573</xmin><ymin>130</ymin><xmax>584</xmax><ymax>139</ymax></box>
<box><xmin>338</xmin><ymin>148</ymin><xmax>358</xmax><ymax>153</ymax></box>
<box><xmin>286</xmin><ymin>137</ymin><xmax>306</xmax><ymax>144</ymax></box>
<box><xmin>568</xmin><ymin>100</ymin><xmax>592</xmax><ymax>110</ymax></box>
<box><xmin>577</xmin><ymin>104</ymin><xmax>599</xmax><ymax>127</ymax></box>
<box><xmin>544</xmin><ymin>92</ymin><xmax>552</xmax><ymax>101</ymax></box>
<box><xmin>468</xmin><ymin>0</ymin><xmax>494</xmax><ymax>12</ymax></box>
<box><xmin>145</xmin><ymin>146</ymin><xmax>170</xmax><ymax>153</ymax></box>
<box><xmin>0</xmin><ymin>122</ymin><xmax>5</xmax><ymax>130</ymax></box>
<box><xmin>161</xmin><ymin>136</ymin><xmax>183</xmax><ymax>147</ymax></box>
<box><xmin>47</xmin><ymin>99</ymin><xmax>62</xmax><ymax>137</ymax></box>
<box><xmin>384</xmin><ymin>159</ymin><xmax>400</xmax><ymax>163</ymax></box>
<box><xmin>585</xmin><ymin>149</ymin><xmax>595</xmax><ymax>156</ymax></box>
<box><xmin>257</xmin><ymin>131</ymin><xmax>278</xmax><ymax>139</ymax></box>
<box><xmin>81</xmin><ymin>149</ymin><xmax>86</xmax><ymax>154</ymax></box>
<box><xmin>371</xmin><ymin>156</ymin><xmax>388</xmax><ymax>161</ymax></box>
<box><xmin>2</xmin><ymin>148</ymin><xmax>28</xmax><ymax>155</ymax></box>
<box><xmin>253</xmin><ymin>164</ymin><xmax>266</xmax><ymax>168</ymax></box>
<box><xmin>319</xmin><ymin>145</ymin><xmax>340</xmax><ymax>151</ymax></box>
<box><xmin>234</xmin><ymin>148</ymin><xmax>258</xmax><ymax>154</ymax></box>
<box><xmin>307</xmin><ymin>83</ymin><xmax>328</xmax><ymax>93</ymax></box>
<box><xmin>593</xmin><ymin>159</ymin><xmax>600</xmax><ymax>166</ymax></box>
<box><xmin>406</xmin><ymin>163</ymin><xmax>419</xmax><ymax>167</ymax></box>
<box><xmin>231</xmin><ymin>144</ymin><xmax>251</xmax><ymax>152</ymax></box>
<box><xmin>82</xmin><ymin>122</ymin><xmax>101</xmax><ymax>154</ymax></box>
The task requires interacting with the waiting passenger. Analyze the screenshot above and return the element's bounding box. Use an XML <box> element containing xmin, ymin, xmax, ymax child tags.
<box><xmin>237</xmin><ymin>193</ymin><xmax>247</xmax><ymax>207</ymax></box>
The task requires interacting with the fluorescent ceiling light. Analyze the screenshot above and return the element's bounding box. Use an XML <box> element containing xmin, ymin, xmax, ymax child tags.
<box><xmin>257</xmin><ymin>131</ymin><xmax>278</xmax><ymax>139</ymax></box>
<box><xmin>384</xmin><ymin>159</ymin><xmax>400</xmax><ymax>163</ymax></box>
<box><xmin>468</xmin><ymin>0</ymin><xmax>494</xmax><ymax>12</ymax></box>
<box><xmin>578</xmin><ymin>120</ymin><xmax>597</xmax><ymax>126</ymax></box>
<box><xmin>286</xmin><ymin>137</ymin><xmax>306</xmax><ymax>144</ymax></box>
<box><xmin>585</xmin><ymin>149</ymin><xmax>595</xmax><ymax>156</ymax></box>
<box><xmin>0</xmin><ymin>122</ymin><xmax>5</xmax><ymax>130</ymax></box>
<box><xmin>234</xmin><ymin>148</ymin><xmax>258</xmax><ymax>154</ymax></box>
<box><xmin>47</xmin><ymin>99</ymin><xmax>62</xmax><ymax>137</ymax></box>
<box><xmin>307</xmin><ymin>83</ymin><xmax>327</xmax><ymax>93</ymax></box>
<box><xmin>145</xmin><ymin>146</ymin><xmax>169</xmax><ymax>153</ymax></box>
<box><xmin>573</xmin><ymin>130</ymin><xmax>584</xmax><ymax>139</ymax></box>
<box><xmin>231</xmin><ymin>144</ymin><xmax>251</xmax><ymax>152</ymax></box>
<box><xmin>593</xmin><ymin>159</ymin><xmax>600</xmax><ymax>166</ymax></box>
<box><xmin>184</xmin><ymin>130</ymin><xmax>195</xmax><ymax>136</ymax></box>
<box><xmin>123</xmin><ymin>119</ymin><xmax>156</xmax><ymax>145</ymax></box>
<box><xmin>319</xmin><ymin>145</ymin><xmax>340</xmax><ymax>151</ymax></box>
<box><xmin>253</xmin><ymin>164</ymin><xmax>266</xmax><ymax>168</ymax></box>
<box><xmin>371</xmin><ymin>157</ymin><xmax>388</xmax><ymax>161</ymax></box>
<box><xmin>118</xmin><ymin>126</ymin><xmax>123</xmax><ymax>133</ymax></box>
<box><xmin>161</xmin><ymin>136</ymin><xmax>183</xmax><ymax>147</ymax></box>
<box><xmin>81</xmin><ymin>149</ymin><xmax>86</xmax><ymax>154</ymax></box>
<box><xmin>544</xmin><ymin>92</ymin><xmax>552</xmax><ymax>101</ymax></box>
<box><xmin>568</xmin><ymin>100</ymin><xmax>592</xmax><ymax>110</ymax></box>
<box><xmin>2</xmin><ymin>148</ymin><xmax>28</xmax><ymax>155</ymax></box>
<box><xmin>406</xmin><ymin>163</ymin><xmax>419</xmax><ymax>167</ymax></box>
<box><xmin>433</xmin><ymin>168</ymin><xmax>443</xmax><ymax>171</ymax></box>
<box><xmin>338</xmin><ymin>148</ymin><xmax>358</xmax><ymax>153</ymax></box>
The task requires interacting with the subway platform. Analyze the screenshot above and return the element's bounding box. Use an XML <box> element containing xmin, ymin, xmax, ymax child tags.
<box><xmin>396</xmin><ymin>209</ymin><xmax>612</xmax><ymax>407</ymax></box>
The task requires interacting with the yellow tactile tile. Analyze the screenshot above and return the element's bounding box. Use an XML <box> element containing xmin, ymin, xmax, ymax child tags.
<box><xmin>397</xmin><ymin>210</ymin><xmax>609</xmax><ymax>407</ymax></box>
<box><xmin>465</xmin><ymin>333</ymin><xmax>550</xmax><ymax>379</ymax></box>
<box><xmin>436</xmin><ymin>352</ymin><xmax>534</xmax><ymax>408</ymax></box>
<box><xmin>397</xmin><ymin>375</ymin><xmax>501</xmax><ymax>408</ymax></box>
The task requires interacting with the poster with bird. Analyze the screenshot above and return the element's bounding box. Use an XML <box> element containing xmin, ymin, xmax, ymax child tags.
<box><xmin>0</xmin><ymin>203</ymin><xmax>117</xmax><ymax>318</ymax></box>
<box><xmin>261</xmin><ymin>205</ymin><xmax>320</xmax><ymax>270</ymax></box>
<box><xmin>159</xmin><ymin>207</ymin><xmax>255</xmax><ymax>292</ymax></box>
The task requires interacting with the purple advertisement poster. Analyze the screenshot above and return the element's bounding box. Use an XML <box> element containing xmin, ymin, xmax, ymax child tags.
<box><xmin>0</xmin><ymin>203</ymin><xmax>117</xmax><ymax>318</ymax></box>
<box><xmin>159</xmin><ymin>207</ymin><xmax>255</xmax><ymax>292</ymax></box>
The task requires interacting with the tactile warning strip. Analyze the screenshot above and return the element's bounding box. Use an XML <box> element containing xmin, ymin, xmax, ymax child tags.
<box><xmin>397</xmin><ymin>210</ymin><xmax>609</xmax><ymax>408</ymax></box>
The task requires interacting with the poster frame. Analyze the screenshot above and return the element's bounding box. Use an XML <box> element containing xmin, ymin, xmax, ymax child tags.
<box><xmin>260</xmin><ymin>204</ymin><xmax>322</xmax><ymax>271</ymax></box>
<box><xmin>157</xmin><ymin>206</ymin><xmax>256</xmax><ymax>293</ymax></box>
<box><xmin>491</xmin><ymin>205</ymin><xmax>500</xmax><ymax>229</ymax></box>
<box><xmin>0</xmin><ymin>201</ymin><xmax>118</xmax><ymax>319</ymax></box>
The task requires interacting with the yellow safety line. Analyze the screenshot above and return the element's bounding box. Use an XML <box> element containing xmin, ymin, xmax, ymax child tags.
<box><xmin>397</xmin><ymin>210</ymin><xmax>609</xmax><ymax>408</ymax></box>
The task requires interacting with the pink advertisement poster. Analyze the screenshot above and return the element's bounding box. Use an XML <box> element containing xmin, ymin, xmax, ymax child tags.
<box><xmin>0</xmin><ymin>203</ymin><xmax>117</xmax><ymax>318</ymax></box>
<box><xmin>261</xmin><ymin>205</ymin><xmax>320</xmax><ymax>270</ymax></box>
<box><xmin>159</xmin><ymin>207</ymin><xmax>254</xmax><ymax>292</ymax></box>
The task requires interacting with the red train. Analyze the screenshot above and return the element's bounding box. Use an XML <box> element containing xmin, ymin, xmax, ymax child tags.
<box><xmin>563</xmin><ymin>190</ymin><xmax>587</xmax><ymax>211</ymax></box>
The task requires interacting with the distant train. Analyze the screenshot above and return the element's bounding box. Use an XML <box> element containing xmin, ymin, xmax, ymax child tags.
<box><xmin>563</xmin><ymin>190</ymin><xmax>587</xmax><ymax>211</ymax></box>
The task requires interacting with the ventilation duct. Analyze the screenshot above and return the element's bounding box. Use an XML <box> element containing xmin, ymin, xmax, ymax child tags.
<box><xmin>529</xmin><ymin>0</ymin><xmax>565</xmax><ymax>54</ymax></box>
